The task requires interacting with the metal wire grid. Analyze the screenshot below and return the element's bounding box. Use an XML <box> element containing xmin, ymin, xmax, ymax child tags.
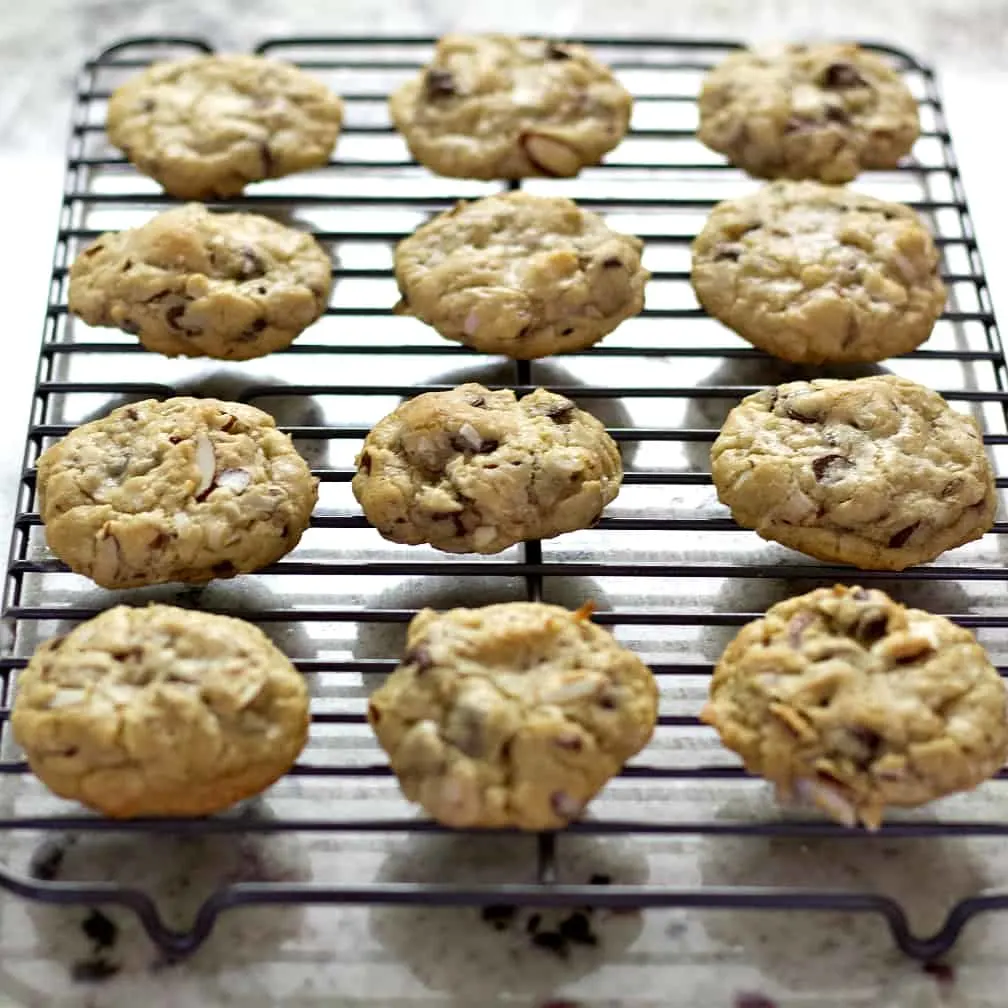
<box><xmin>0</xmin><ymin>35</ymin><xmax>1006</xmax><ymax>962</ymax></box>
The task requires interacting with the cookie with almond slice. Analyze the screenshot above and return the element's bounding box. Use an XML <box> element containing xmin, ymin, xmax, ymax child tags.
<box><xmin>703</xmin><ymin>585</ymin><xmax>1008</xmax><ymax>830</ymax></box>
<box><xmin>368</xmin><ymin>602</ymin><xmax>657</xmax><ymax>829</ymax></box>
<box><xmin>12</xmin><ymin>604</ymin><xmax>309</xmax><ymax>817</ymax></box>
<box><xmin>36</xmin><ymin>397</ymin><xmax>317</xmax><ymax>588</ymax></box>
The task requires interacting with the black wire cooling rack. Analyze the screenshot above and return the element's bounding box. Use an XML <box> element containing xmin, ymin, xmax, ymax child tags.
<box><xmin>1</xmin><ymin>34</ymin><xmax>1008</xmax><ymax>965</ymax></box>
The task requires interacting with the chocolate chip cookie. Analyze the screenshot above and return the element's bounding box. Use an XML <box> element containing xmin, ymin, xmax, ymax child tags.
<box><xmin>691</xmin><ymin>181</ymin><xmax>945</xmax><ymax>364</ymax></box>
<box><xmin>389</xmin><ymin>34</ymin><xmax>632</xmax><ymax>179</ymax></box>
<box><xmin>107</xmin><ymin>54</ymin><xmax>343</xmax><ymax>198</ymax></box>
<box><xmin>68</xmin><ymin>203</ymin><xmax>332</xmax><ymax>361</ymax></box>
<box><xmin>12</xmin><ymin>604</ymin><xmax>310</xmax><ymax>818</ymax></box>
<box><xmin>395</xmin><ymin>192</ymin><xmax>648</xmax><ymax>358</ymax></box>
<box><xmin>352</xmin><ymin>383</ymin><xmax>622</xmax><ymax>554</ymax></box>
<box><xmin>703</xmin><ymin>585</ymin><xmax>1008</xmax><ymax>829</ymax></box>
<box><xmin>698</xmin><ymin>43</ymin><xmax>919</xmax><ymax>182</ymax></box>
<box><xmin>37</xmin><ymin>397</ymin><xmax>318</xmax><ymax>589</ymax></box>
<box><xmin>710</xmin><ymin>376</ymin><xmax>996</xmax><ymax>570</ymax></box>
<box><xmin>368</xmin><ymin>602</ymin><xmax>658</xmax><ymax>829</ymax></box>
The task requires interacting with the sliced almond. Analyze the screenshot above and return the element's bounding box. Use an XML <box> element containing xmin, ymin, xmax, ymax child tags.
<box><xmin>47</xmin><ymin>688</ymin><xmax>87</xmax><ymax>709</ymax></box>
<box><xmin>216</xmin><ymin>468</ymin><xmax>252</xmax><ymax>494</ymax></box>
<box><xmin>520</xmin><ymin>132</ymin><xmax>582</xmax><ymax>176</ymax></box>
<box><xmin>540</xmin><ymin>675</ymin><xmax>601</xmax><ymax>705</ymax></box>
<box><xmin>456</xmin><ymin>422</ymin><xmax>484</xmax><ymax>451</ymax></box>
<box><xmin>793</xmin><ymin>777</ymin><xmax>858</xmax><ymax>828</ymax></box>
<box><xmin>194</xmin><ymin>433</ymin><xmax>216</xmax><ymax>499</ymax></box>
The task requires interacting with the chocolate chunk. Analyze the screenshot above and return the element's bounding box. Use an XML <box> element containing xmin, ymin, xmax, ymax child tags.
<box><xmin>821</xmin><ymin>62</ymin><xmax>867</xmax><ymax>89</ymax></box>
<box><xmin>888</xmin><ymin>521</ymin><xmax>920</xmax><ymax>549</ymax></box>
<box><xmin>240</xmin><ymin>246</ymin><xmax>267</xmax><ymax>279</ymax></box>
<box><xmin>601</xmin><ymin>256</ymin><xmax>623</xmax><ymax>268</ymax></box>
<box><xmin>558</xmin><ymin>911</ymin><xmax>597</xmax><ymax>946</ymax></box>
<box><xmin>359</xmin><ymin>450</ymin><xmax>373</xmax><ymax>474</ymax></box>
<box><xmin>597</xmin><ymin>690</ymin><xmax>617</xmax><ymax>710</ymax></box>
<box><xmin>424</xmin><ymin>69</ymin><xmax>457</xmax><ymax>98</ymax></box>
<box><xmin>121</xmin><ymin>259</ymin><xmax>133</xmax><ymax>271</ymax></box>
<box><xmin>545</xmin><ymin>42</ymin><xmax>573</xmax><ymax>60</ymax></box>
<box><xmin>82</xmin><ymin>909</ymin><xmax>118</xmax><ymax>950</ymax></box>
<box><xmin>811</xmin><ymin>453</ymin><xmax>850</xmax><ymax>482</ymax></box>
<box><xmin>543</xmin><ymin>402</ymin><xmax>575</xmax><ymax>423</ymax></box>
<box><xmin>825</xmin><ymin>104</ymin><xmax>850</xmax><ymax>124</ymax></box>
<box><xmin>240</xmin><ymin>318</ymin><xmax>268</xmax><ymax>341</ymax></box>
<box><xmin>714</xmin><ymin>243</ymin><xmax>743</xmax><ymax>262</ymax></box>
<box><xmin>854</xmin><ymin>610</ymin><xmax>889</xmax><ymax>645</ymax></box>
<box><xmin>165</xmin><ymin>305</ymin><xmax>187</xmax><ymax>331</ymax></box>
<box><xmin>481</xmin><ymin>904</ymin><xmax>516</xmax><ymax>930</ymax></box>
<box><xmin>850</xmin><ymin>727</ymin><xmax>883</xmax><ymax>766</ymax></box>
<box><xmin>531</xmin><ymin>930</ymin><xmax>568</xmax><ymax>957</ymax></box>
<box><xmin>403</xmin><ymin>645</ymin><xmax>433</xmax><ymax>671</ymax></box>
<box><xmin>923</xmin><ymin>961</ymin><xmax>955</xmax><ymax>983</ymax></box>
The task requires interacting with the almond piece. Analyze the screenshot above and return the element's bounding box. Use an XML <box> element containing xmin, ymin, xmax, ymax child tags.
<box><xmin>194</xmin><ymin>434</ymin><xmax>216</xmax><ymax>498</ymax></box>
<box><xmin>520</xmin><ymin>132</ymin><xmax>582</xmax><ymax>176</ymax></box>
<box><xmin>216</xmin><ymin>468</ymin><xmax>252</xmax><ymax>493</ymax></box>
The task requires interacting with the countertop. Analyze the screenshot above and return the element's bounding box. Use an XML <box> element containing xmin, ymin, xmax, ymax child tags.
<box><xmin>2</xmin><ymin>1</ymin><xmax>1008</xmax><ymax>1006</ymax></box>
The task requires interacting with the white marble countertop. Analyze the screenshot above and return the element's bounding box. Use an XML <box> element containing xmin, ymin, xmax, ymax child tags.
<box><xmin>2</xmin><ymin>2</ymin><xmax>1008</xmax><ymax>1006</ymax></box>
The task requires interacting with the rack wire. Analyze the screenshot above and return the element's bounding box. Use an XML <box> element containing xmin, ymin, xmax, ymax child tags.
<box><xmin>2</xmin><ymin>34</ymin><xmax>1007</xmax><ymax>964</ymax></box>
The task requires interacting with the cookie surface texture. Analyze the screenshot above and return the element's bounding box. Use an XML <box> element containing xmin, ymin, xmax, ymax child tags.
<box><xmin>698</xmin><ymin>42</ymin><xmax>919</xmax><ymax>182</ymax></box>
<box><xmin>691</xmin><ymin>180</ymin><xmax>945</xmax><ymax>364</ymax></box>
<box><xmin>69</xmin><ymin>203</ymin><xmax>332</xmax><ymax>361</ymax></box>
<box><xmin>352</xmin><ymin>383</ymin><xmax>622</xmax><ymax>553</ymax></box>
<box><xmin>12</xmin><ymin>604</ymin><xmax>310</xmax><ymax>817</ymax></box>
<box><xmin>710</xmin><ymin>375</ymin><xmax>996</xmax><ymax>570</ymax></box>
<box><xmin>368</xmin><ymin>602</ymin><xmax>658</xmax><ymax>829</ymax></box>
<box><xmin>389</xmin><ymin>34</ymin><xmax>631</xmax><ymax>179</ymax></box>
<box><xmin>107</xmin><ymin>54</ymin><xmax>343</xmax><ymax>198</ymax></box>
<box><xmin>37</xmin><ymin>397</ymin><xmax>318</xmax><ymax>588</ymax></box>
<box><xmin>703</xmin><ymin>585</ymin><xmax>1008</xmax><ymax>829</ymax></box>
<box><xmin>395</xmin><ymin>191</ymin><xmax>648</xmax><ymax>358</ymax></box>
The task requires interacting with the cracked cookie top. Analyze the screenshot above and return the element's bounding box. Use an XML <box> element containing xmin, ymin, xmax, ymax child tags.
<box><xmin>698</xmin><ymin>42</ymin><xmax>919</xmax><ymax>182</ymax></box>
<box><xmin>68</xmin><ymin>203</ymin><xmax>332</xmax><ymax>361</ymax></box>
<box><xmin>710</xmin><ymin>376</ymin><xmax>997</xmax><ymax>570</ymax></box>
<box><xmin>351</xmin><ymin>383</ymin><xmax>622</xmax><ymax>554</ymax></box>
<box><xmin>691</xmin><ymin>181</ymin><xmax>946</xmax><ymax>364</ymax></box>
<box><xmin>107</xmin><ymin>54</ymin><xmax>344</xmax><ymax>198</ymax></box>
<box><xmin>37</xmin><ymin>397</ymin><xmax>318</xmax><ymax>589</ymax></box>
<box><xmin>703</xmin><ymin>585</ymin><xmax>1008</xmax><ymax>829</ymax></box>
<box><xmin>12</xmin><ymin>604</ymin><xmax>310</xmax><ymax>817</ymax></box>
<box><xmin>368</xmin><ymin>602</ymin><xmax>658</xmax><ymax>829</ymax></box>
<box><xmin>389</xmin><ymin>34</ymin><xmax>632</xmax><ymax>180</ymax></box>
<box><xmin>395</xmin><ymin>191</ymin><xmax>648</xmax><ymax>359</ymax></box>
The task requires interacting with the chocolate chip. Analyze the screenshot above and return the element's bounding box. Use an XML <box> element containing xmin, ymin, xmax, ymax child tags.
<box><xmin>545</xmin><ymin>42</ymin><xmax>573</xmax><ymax>60</ymax></box>
<box><xmin>82</xmin><ymin>909</ymin><xmax>118</xmax><ymax>950</ymax></box>
<box><xmin>359</xmin><ymin>451</ymin><xmax>372</xmax><ymax>474</ymax></box>
<box><xmin>821</xmin><ymin>62</ymin><xmax>867</xmax><ymax>89</ymax></box>
<box><xmin>598</xmin><ymin>690</ymin><xmax>617</xmax><ymax>710</ymax></box>
<box><xmin>531</xmin><ymin>930</ymin><xmax>568</xmax><ymax>957</ymax></box>
<box><xmin>526</xmin><ymin>912</ymin><xmax>542</xmax><ymax>934</ymax></box>
<box><xmin>923</xmin><ymin>961</ymin><xmax>955</xmax><ymax>983</ymax></box>
<box><xmin>825</xmin><ymin>104</ymin><xmax>850</xmax><ymax>124</ymax></box>
<box><xmin>121</xmin><ymin>259</ymin><xmax>133</xmax><ymax>271</ymax></box>
<box><xmin>559</xmin><ymin>912</ymin><xmax>597</xmax><ymax>946</ymax></box>
<box><xmin>516</xmin><ymin>325</ymin><xmax>531</xmax><ymax>339</ymax></box>
<box><xmin>120</xmin><ymin>320</ymin><xmax>140</xmax><ymax>335</ymax></box>
<box><xmin>850</xmin><ymin>727</ymin><xmax>883</xmax><ymax>766</ymax></box>
<box><xmin>854</xmin><ymin>610</ymin><xmax>889</xmax><ymax>645</ymax></box>
<box><xmin>543</xmin><ymin>402</ymin><xmax>575</xmax><ymax>423</ymax></box>
<box><xmin>561</xmin><ymin>327</ymin><xmax>575</xmax><ymax>336</ymax></box>
<box><xmin>811</xmin><ymin>453</ymin><xmax>850</xmax><ymax>482</ymax></box>
<box><xmin>211</xmin><ymin>561</ymin><xmax>237</xmax><ymax>578</ymax></box>
<box><xmin>601</xmin><ymin>256</ymin><xmax>623</xmax><ymax>268</ymax></box>
<box><xmin>714</xmin><ymin>243</ymin><xmax>743</xmax><ymax>262</ymax></box>
<box><xmin>151</xmin><ymin>532</ymin><xmax>170</xmax><ymax>549</ymax></box>
<box><xmin>240</xmin><ymin>246</ymin><xmax>267</xmax><ymax>279</ymax></box>
<box><xmin>888</xmin><ymin>522</ymin><xmax>920</xmax><ymax>549</ymax></box>
<box><xmin>404</xmin><ymin>645</ymin><xmax>433</xmax><ymax>671</ymax></box>
<box><xmin>240</xmin><ymin>318</ymin><xmax>268</xmax><ymax>340</ymax></box>
<box><xmin>424</xmin><ymin>69</ymin><xmax>457</xmax><ymax>98</ymax></box>
<box><xmin>481</xmin><ymin>904</ymin><xmax>516</xmax><ymax>930</ymax></box>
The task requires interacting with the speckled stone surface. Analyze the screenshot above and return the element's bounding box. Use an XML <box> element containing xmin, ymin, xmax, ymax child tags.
<box><xmin>2</xmin><ymin>2</ymin><xmax>1008</xmax><ymax>1006</ymax></box>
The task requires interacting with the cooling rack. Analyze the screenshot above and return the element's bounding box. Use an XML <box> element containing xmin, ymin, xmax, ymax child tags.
<box><xmin>1</xmin><ymin>34</ymin><xmax>1007</xmax><ymax>964</ymax></box>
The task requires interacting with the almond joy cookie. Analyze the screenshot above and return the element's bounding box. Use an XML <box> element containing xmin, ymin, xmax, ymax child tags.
<box><xmin>37</xmin><ymin>398</ymin><xmax>318</xmax><ymax>589</ymax></box>
<box><xmin>698</xmin><ymin>42</ymin><xmax>919</xmax><ymax>182</ymax></box>
<box><xmin>352</xmin><ymin>383</ymin><xmax>622</xmax><ymax>554</ymax></box>
<box><xmin>703</xmin><ymin>586</ymin><xmax>1008</xmax><ymax>829</ymax></box>
<box><xmin>368</xmin><ymin>602</ymin><xmax>658</xmax><ymax>829</ymax></box>
<box><xmin>691</xmin><ymin>181</ymin><xmax>945</xmax><ymax>364</ymax></box>
<box><xmin>389</xmin><ymin>34</ymin><xmax>632</xmax><ymax>179</ymax></box>
<box><xmin>12</xmin><ymin>604</ymin><xmax>310</xmax><ymax>818</ymax></box>
<box><xmin>710</xmin><ymin>376</ymin><xmax>996</xmax><ymax>571</ymax></box>
<box><xmin>107</xmin><ymin>54</ymin><xmax>343</xmax><ymax>199</ymax></box>
<box><xmin>395</xmin><ymin>192</ymin><xmax>648</xmax><ymax>358</ymax></box>
<box><xmin>69</xmin><ymin>203</ymin><xmax>332</xmax><ymax>361</ymax></box>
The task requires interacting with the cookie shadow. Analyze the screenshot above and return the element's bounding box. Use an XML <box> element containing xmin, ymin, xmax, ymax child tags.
<box><xmin>351</xmin><ymin>575</ymin><xmax>612</xmax><ymax>696</ymax></box>
<box><xmin>369</xmin><ymin>830</ymin><xmax>648</xmax><ymax>1002</ymax></box>
<box><xmin>20</xmin><ymin>801</ymin><xmax>311</xmax><ymax>979</ymax></box>
<box><xmin>695</xmin><ymin>791</ymin><xmax>991</xmax><ymax>988</ymax></box>
<box><xmin>681</xmin><ymin>355</ymin><xmax>890</xmax><ymax>473</ymax></box>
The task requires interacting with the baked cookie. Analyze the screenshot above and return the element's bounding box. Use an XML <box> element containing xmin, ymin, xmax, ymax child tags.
<box><xmin>11</xmin><ymin>604</ymin><xmax>310</xmax><ymax>818</ymax></box>
<box><xmin>389</xmin><ymin>34</ymin><xmax>631</xmax><ymax>179</ymax></box>
<box><xmin>352</xmin><ymin>383</ymin><xmax>622</xmax><ymax>553</ymax></box>
<box><xmin>710</xmin><ymin>376</ymin><xmax>996</xmax><ymax>571</ymax></box>
<box><xmin>368</xmin><ymin>602</ymin><xmax>658</xmax><ymax>829</ymax></box>
<box><xmin>395</xmin><ymin>192</ymin><xmax>648</xmax><ymax>358</ymax></box>
<box><xmin>691</xmin><ymin>181</ymin><xmax>945</xmax><ymax>364</ymax></box>
<box><xmin>37</xmin><ymin>397</ymin><xmax>318</xmax><ymax>589</ymax></box>
<box><xmin>698</xmin><ymin>42</ymin><xmax>919</xmax><ymax>182</ymax></box>
<box><xmin>702</xmin><ymin>585</ymin><xmax>1008</xmax><ymax>829</ymax></box>
<box><xmin>68</xmin><ymin>203</ymin><xmax>332</xmax><ymax>361</ymax></box>
<box><xmin>107</xmin><ymin>54</ymin><xmax>343</xmax><ymax>198</ymax></box>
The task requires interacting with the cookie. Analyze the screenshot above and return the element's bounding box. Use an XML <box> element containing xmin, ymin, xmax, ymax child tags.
<box><xmin>691</xmin><ymin>181</ymin><xmax>945</xmax><ymax>364</ymax></box>
<box><xmin>710</xmin><ymin>376</ymin><xmax>996</xmax><ymax>571</ymax></box>
<box><xmin>702</xmin><ymin>585</ymin><xmax>1008</xmax><ymax>829</ymax></box>
<box><xmin>395</xmin><ymin>191</ymin><xmax>648</xmax><ymax>358</ymax></box>
<box><xmin>389</xmin><ymin>34</ymin><xmax>631</xmax><ymax>179</ymax></box>
<box><xmin>368</xmin><ymin>602</ymin><xmax>658</xmax><ymax>829</ymax></box>
<box><xmin>697</xmin><ymin>42</ymin><xmax>919</xmax><ymax>182</ymax></box>
<box><xmin>352</xmin><ymin>383</ymin><xmax>622</xmax><ymax>553</ymax></box>
<box><xmin>68</xmin><ymin>203</ymin><xmax>332</xmax><ymax>361</ymax></box>
<box><xmin>107</xmin><ymin>54</ymin><xmax>343</xmax><ymax>198</ymax></box>
<box><xmin>37</xmin><ymin>397</ymin><xmax>318</xmax><ymax>589</ymax></box>
<box><xmin>11</xmin><ymin>604</ymin><xmax>310</xmax><ymax>818</ymax></box>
